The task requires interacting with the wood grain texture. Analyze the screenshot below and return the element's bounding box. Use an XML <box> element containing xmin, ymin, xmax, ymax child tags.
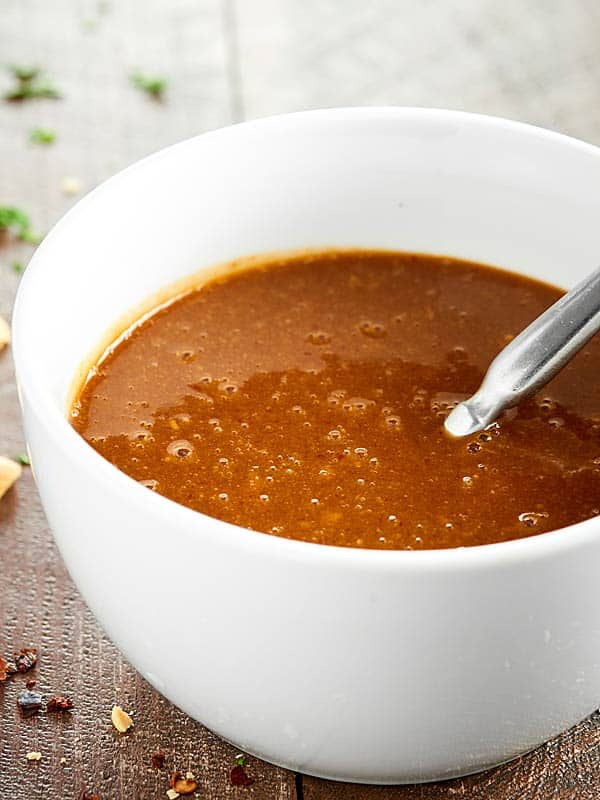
<box><xmin>2</xmin><ymin>1</ymin><xmax>600</xmax><ymax>798</ymax></box>
<box><xmin>234</xmin><ymin>0</ymin><xmax>600</xmax><ymax>143</ymax></box>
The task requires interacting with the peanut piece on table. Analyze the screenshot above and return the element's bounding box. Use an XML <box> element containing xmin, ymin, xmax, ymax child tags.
<box><xmin>0</xmin><ymin>456</ymin><xmax>22</xmax><ymax>499</ymax></box>
<box><xmin>111</xmin><ymin>704</ymin><xmax>133</xmax><ymax>733</ymax></box>
<box><xmin>0</xmin><ymin>316</ymin><xmax>10</xmax><ymax>349</ymax></box>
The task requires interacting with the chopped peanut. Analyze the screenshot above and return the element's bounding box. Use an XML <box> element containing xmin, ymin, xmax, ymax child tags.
<box><xmin>170</xmin><ymin>770</ymin><xmax>198</xmax><ymax>795</ymax></box>
<box><xmin>26</xmin><ymin>751</ymin><xmax>42</xmax><ymax>761</ymax></box>
<box><xmin>61</xmin><ymin>177</ymin><xmax>82</xmax><ymax>196</ymax></box>
<box><xmin>166</xmin><ymin>791</ymin><xmax>179</xmax><ymax>800</ymax></box>
<box><xmin>110</xmin><ymin>704</ymin><xmax>133</xmax><ymax>733</ymax></box>
<box><xmin>0</xmin><ymin>456</ymin><xmax>22</xmax><ymax>499</ymax></box>
<box><xmin>173</xmin><ymin>777</ymin><xmax>197</xmax><ymax>795</ymax></box>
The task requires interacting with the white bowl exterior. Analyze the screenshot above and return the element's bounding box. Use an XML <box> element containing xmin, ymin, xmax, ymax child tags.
<box><xmin>12</xmin><ymin>108</ymin><xmax>600</xmax><ymax>783</ymax></box>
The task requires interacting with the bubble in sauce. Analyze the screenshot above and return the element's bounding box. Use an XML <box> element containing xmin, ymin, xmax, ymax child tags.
<box><xmin>358</xmin><ymin>320</ymin><xmax>387</xmax><ymax>339</ymax></box>
<box><xmin>167</xmin><ymin>439</ymin><xmax>194</xmax><ymax>458</ymax></box>
<box><xmin>448</xmin><ymin>346</ymin><xmax>468</xmax><ymax>363</ymax></box>
<box><xmin>218</xmin><ymin>379</ymin><xmax>238</xmax><ymax>394</ymax></box>
<box><xmin>306</xmin><ymin>330</ymin><xmax>332</xmax><ymax>345</ymax></box>
<box><xmin>191</xmin><ymin>392</ymin><xmax>213</xmax><ymax>404</ymax></box>
<box><xmin>343</xmin><ymin>397</ymin><xmax>374</xmax><ymax>412</ymax></box>
<box><xmin>518</xmin><ymin>511</ymin><xmax>549</xmax><ymax>527</ymax></box>
<box><xmin>177</xmin><ymin>349</ymin><xmax>196</xmax><ymax>362</ymax></box>
<box><xmin>327</xmin><ymin>389</ymin><xmax>347</xmax><ymax>406</ymax></box>
<box><xmin>538</xmin><ymin>398</ymin><xmax>555</xmax><ymax>413</ymax></box>
<box><xmin>129</xmin><ymin>429</ymin><xmax>153</xmax><ymax>443</ymax></box>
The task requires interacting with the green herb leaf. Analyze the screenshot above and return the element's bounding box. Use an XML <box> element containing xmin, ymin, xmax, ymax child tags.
<box><xmin>19</xmin><ymin>229</ymin><xmax>42</xmax><ymax>245</ymax></box>
<box><xmin>0</xmin><ymin>207</ymin><xmax>40</xmax><ymax>244</ymax></box>
<box><xmin>29</xmin><ymin>127</ymin><xmax>56</xmax><ymax>145</ymax></box>
<box><xmin>130</xmin><ymin>71</ymin><xmax>167</xmax><ymax>100</ymax></box>
<box><xmin>235</xmin><ymin>754</ymin><xmax>246</xmax><ymax>767</ymax></box>
<box><xmin>14</xmin><ymin>453</ymin><xmax>30</xmax><ymax>466</ymax></box>
<box><xmin>5</xmin><ymin>66</ymin><xmax>62</xmax><ymax>102</ymax></box>
<box><xmin>0</xmin><ymin>206</ymin><xmax>30</xmax><ymax>238</ymax></box>
<box><xmin>11</xmin><ymin>261</ymin><xmax>24</xmax><ymax>274</ymax></box>
<box><xmin>5</xmin><ymin>83</ymin><xmax>62</xmax><ymax>102</ymax></box>
<box><xmin>10</xmin><ymin>64</ymin><xmax>40</xmax><ymax>82</ymax></box>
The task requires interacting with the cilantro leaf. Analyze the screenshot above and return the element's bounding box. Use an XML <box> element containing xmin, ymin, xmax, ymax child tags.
<box><xmin>130</xmin><ymin>71</ymin><xmax>167</xmax><ymax>100</ymax></box>
<box><xmin>0</xmin><ymin>207</ymin><xmax>40</xmax><ymax>244</ymax></box>
<box><xmin>29</xmin><ymin>128</ymin><xmax>56</xmax><ymax>145</ymax></box>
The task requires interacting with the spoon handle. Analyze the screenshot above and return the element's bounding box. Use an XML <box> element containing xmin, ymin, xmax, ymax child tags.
<box><xmin>445</xmin><ymin>264</ymin><xmax>600</xmax><ymax>437</ymax></box>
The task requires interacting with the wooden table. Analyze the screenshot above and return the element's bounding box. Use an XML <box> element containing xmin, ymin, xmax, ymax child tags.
<box><xmin>2</xmin><ymin>2</ymin><xmax>600</xmax><ymax>797</ymax></box>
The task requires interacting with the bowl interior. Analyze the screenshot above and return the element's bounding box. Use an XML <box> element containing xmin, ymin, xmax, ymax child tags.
<box><xmin>14</xmin><ymin>108</ymin><xmax>600</xmax><ymax>416</ymax></box>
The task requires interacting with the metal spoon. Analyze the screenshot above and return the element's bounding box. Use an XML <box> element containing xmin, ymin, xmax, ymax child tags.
<box><xmin>444</xmin><ymin>264</ymin><xmax>600</xmax><ymax>438</ymax></box>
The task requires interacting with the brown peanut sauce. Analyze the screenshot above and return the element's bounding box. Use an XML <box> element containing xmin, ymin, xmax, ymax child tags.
<box><xmin>70</xmin><ymin>250</ymin><xmax>600</xmax><ymax>549</ymax></box>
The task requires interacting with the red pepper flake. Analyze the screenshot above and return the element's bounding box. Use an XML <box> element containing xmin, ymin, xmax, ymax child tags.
<box><xmin>169</xmin><ymin>771</ymin><xmax>198</xmax><ymax>795</ymax></box>
<box><xmin>0</xmin><ymin>648</ymin><xmax>37</xmax><ymax>681</ymax></box>
<box><xmin>25</xmin><ymin>678</ymin><xmax>36</xmax><ymax>689</ymax></box>
<box><xmin>47</xmin><ymin>695</ymin><xmax>74</xmax><ymax>712</ymax></box>
<box><xmin>151</xmin><ymin>751</ymin><xmax>166</xmax><ymax>769</ymax></box>
<box><xmin>14</xmin><ymin>647</ymin><xmax>38</xmax><ymax>673</ymax></box>
<box><xmin>80</xmin><ymin>791</ymin><xmax>101</xmax><ymax>800</ymax></box>
<box><xmin>0</xmin><ymin>655</ymin><xmax>17</xmax><ymax>681</ymax></box>
<box><xmin>230</xmin><ymin>765</ymin><xmax>255</xmax><ymax>787</ymax></box>
<box><xmin>17</xmin><ymin>689</ymin><xmax>43</xmax><ymax>717</ymax></box>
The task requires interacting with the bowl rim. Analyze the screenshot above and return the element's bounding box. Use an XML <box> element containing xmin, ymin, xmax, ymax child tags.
<box><xmin>12</xmin><ymin>105</ymin><xmax>600</xmax><ymax>570</ymax></box>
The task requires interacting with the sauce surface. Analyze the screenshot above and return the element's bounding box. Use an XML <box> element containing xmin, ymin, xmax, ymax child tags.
<box><xmin>71</xmin><ymin>250</ymin><xmax>600</xmax><ymax>549</ymax></box>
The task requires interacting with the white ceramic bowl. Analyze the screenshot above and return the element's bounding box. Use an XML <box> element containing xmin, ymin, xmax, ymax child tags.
<box><xmin>12</xmin><ymin>108</ymin><xmax>600</xmax><ymax>784</ymax></box>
